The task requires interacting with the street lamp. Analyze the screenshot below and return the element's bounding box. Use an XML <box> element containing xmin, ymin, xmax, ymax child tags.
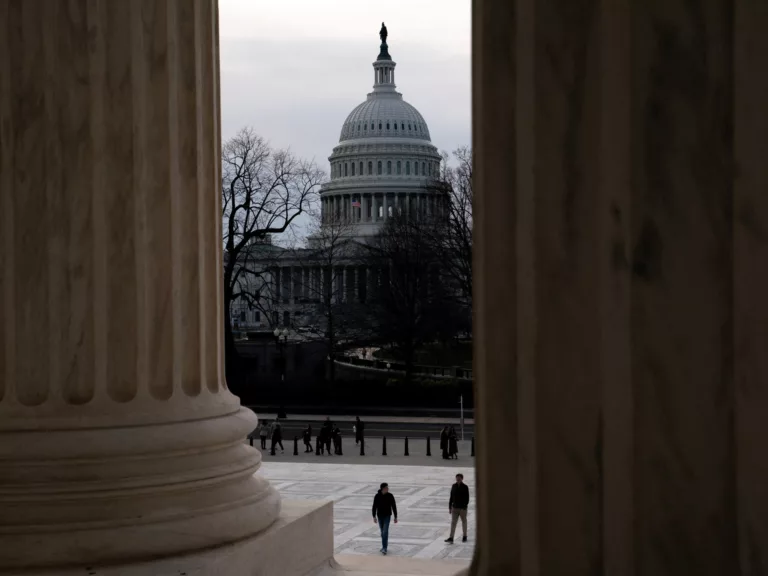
<box><xmin>274</xmin><ymin>327</ymin><xmax>289</xmax><ymax>382</ymax></box>
<box><xmin>274</xmin><ymin>328</ymin><xmax>289</xmax><ymax>419</ymax></box>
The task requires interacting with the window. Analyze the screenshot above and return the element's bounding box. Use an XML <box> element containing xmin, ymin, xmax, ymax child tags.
<box><xmin>364</xmin><ymin>123</ymin><xmax>367</xmax><ymax>131</ymax></box>
<box><xmin>387</xmin><ymin>161</ymin><xmax>392</xmax><ymax>174</ymax></box>
<box><xmin>377</xmin><ymin>161</ymin><xmax>382</xmax><ymax>175</ymax></box>
<box><xmin>344</xmin><ymin>163</ymin><xmax>348</xmax><ymax>176</ymax></box>
<box><xmin>406</xmin><ymin>161</ymin><xmax>410</xmax><ymax>175</ymax></box>
<box><xmin>351</xmin><ymin>163</ymin><xmax>355</xmax><ymax>176</ymax></box>
<box><xmin>408</xmin><ymin>123</ymin><xmax>411</xmax><ymax>130</ymax></box>
<box><xmin>414</xmin><ymin>162</ymin><xmax>419</xmax><ymax>176</ymax></box>
<box><xmin>397</xmin><ymin>161</ymin><xmax>401</xmax><ymax>175</ymax></box>
<box><xmin>428</xmin><ymin>163</ymin><xmax>432</xmax><ymax>176</ymax></box>
<box><xmin>255</xmin><ymin>311</ymin><xmax>260</xmax><ymax>322</ymax></box>
<box><xmin>378</xmin><ymin>122</ymin><xmax>382</xmax><ymax>130</ymax></box>
<box><xmin>371</xmin><ymin>122</ymin><xmax>374</xmax><ymax>130</ymax></box>
<box><xmin>272</xmin><ymin>311</ymin><xmax>278</xmax><ymax>326</ymax></box>
<box><xmin>283</xmin><ymin>311</ymin><xmax>289</xmax><ymax>327</ymax></box>
<box><xmin>359</xmin><ymin>161</ymin><xmax>363</xmax><ymax>175</ymax></box>
<box><xmin>386</xmin><ymin>122</ymin><xmax>390</xmax><ymax>130</ymax></box>
<box><xmin>368</xmin><ymin>161</ymin><xmax>373</xmax><ymax>175</ymax></box>
<box><xmin>401</xmin><ymin>122</ymin><xmax>405</xmax><ymax>130</ymax></box>
<box><xmin>421</xmin><ymin>162</ymin><xmax>425</xmax><ymax>175</ymax></box>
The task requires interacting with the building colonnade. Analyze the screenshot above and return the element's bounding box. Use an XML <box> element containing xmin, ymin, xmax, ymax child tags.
<box><xmin>271</xmin><ymin>264</ymin><xmax>384</xmax><ymax>310</ymax></box>
<box><xmin>321</xmin><ymin>191</ymin><xmax>446</xmax><ymax>224</ymax></box>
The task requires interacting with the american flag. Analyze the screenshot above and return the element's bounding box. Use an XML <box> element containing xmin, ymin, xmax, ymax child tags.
<box><xmin>351</xmin><ymin>199</ymin><xmax>361</xmax><ymax>208</ymax></box>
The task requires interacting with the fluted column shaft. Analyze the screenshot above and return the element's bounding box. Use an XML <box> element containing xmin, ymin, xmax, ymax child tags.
<box><xmin>0</xmin><ymin>0</ymin><xmax>279</xmax><ymax>570</ymax></box>
<box><xmin>472</xmin><ymin>1</ymin><xmax>768</xmax><ymax>575</ymax></box>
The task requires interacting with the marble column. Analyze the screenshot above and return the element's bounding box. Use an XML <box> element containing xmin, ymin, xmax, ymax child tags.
<box><xmin>382</xmin><ymin>194</ymin><xmax>389</xmax><ymax>221</ymax></box>
<box><xmin>472</xmin><ymin>1</ymin><xmax>768</xmax><ymax>575</ymax></box>
<box><xmin>0</xmin><ymin>0</ymin><xmax>280</xmax><ymax>571</ymax></box>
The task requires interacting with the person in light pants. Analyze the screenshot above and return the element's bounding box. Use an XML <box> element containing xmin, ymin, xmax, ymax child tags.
<box><xmin>445</xmin><ymin>473</ymin><xmax>470</xmax><ymax>543</ymax></box>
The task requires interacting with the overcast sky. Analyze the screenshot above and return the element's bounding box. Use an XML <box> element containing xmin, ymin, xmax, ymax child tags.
<box><xmin>219</xmin><ymin>0</ymin><xmax>472</xmax><ymax>174</ymax></box>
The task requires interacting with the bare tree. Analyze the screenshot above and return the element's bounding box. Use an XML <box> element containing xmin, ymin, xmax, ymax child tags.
<box><xmin>288</xmin><ymin>209</ymin><xmax>365</xmax><ymax>381</ymax></box>
<box><xmin>361</xmin><ymin>211</ymin><xmax>450</xmax><ymax>382</ymax></box>
<box><xmin>222</xmin><ymin>127</ymin><xmax>325</xmax><ymax>382</ymax></box>
<box><xmin>432</xmin><ymin>146</ymin><xmax>473</xmax><ymax>306</ymax></box>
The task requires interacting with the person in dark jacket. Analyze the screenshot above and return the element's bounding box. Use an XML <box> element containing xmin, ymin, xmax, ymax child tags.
<box><xmin>355</xmin><ymin>416</ymin><xmax>365</xmax><ymax>445</ymax></box>
<box><xmin>332</xmin><ymin>425</ymin><xmax>342</xmax><ymax>455</ymax></box>
<box><xmin>270</xmin><ymin>419</ymin><xmax>284</xmax><ymax>454</ymax></box>
<box><xmin>444</xmin><ymin>473</ymin><xmax>470</xmax><ymax>543</ymax></box>
<box><xmin>372</xmin><ymin>483</ymin><xmax>398</xmax><ymax>555</ymax></box>
<box><xmin>440</xmin><ymin>426</ymin><xmax>449</xmax><ymax>459</ymax></box>
<box><xmin>448</xmin><ymin>426</ymin><xmax>459</xmax><ymax>459</ymax></box>
<box><xmin>321</xmin><ymin>417</ymin><xmax>334</xmax><ymax>455</ymax></box>
<box><xmin>303</xmin><ymin>424</ymin><xmax>313</xmax><ymax>453</ymax></box>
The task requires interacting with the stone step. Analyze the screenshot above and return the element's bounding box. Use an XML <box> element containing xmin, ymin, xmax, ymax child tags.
<box><xmin>312</xmin><ymin>554</ymin><xmax>470</xmax><ymax>576</ymax></box>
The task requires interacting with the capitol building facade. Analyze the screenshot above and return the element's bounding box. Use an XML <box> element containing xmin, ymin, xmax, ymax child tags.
<box><xmin>231</xmin><ymin>30</ymin><xmax>449</xmax><ymax>334</ymax></box>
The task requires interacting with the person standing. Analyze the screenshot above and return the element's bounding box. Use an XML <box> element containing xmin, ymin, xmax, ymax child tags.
<box><xmin>270</xmin><ymin>419</ymin><xmax>284</xmax><ymax>454</ymax></box>
<box><xmin>303</xmin><ymin>424</ymin><xmax>313</xmax><ymax>453</ymax></box>
<box><xmin>322</xmin><ymin>417</ymin><xmax>334</xmax><ymax>455</ymax></box>
<box><xmin>448</xmin><ymin>426</ymin><xmax>459</xmax><ymax>460</ymax></box>
<box><xmin>444</xmin><ymin>473</ymin><xmax>470</xmax><ymax>543</ymax></box>
<box><xmin>259</xmin><ymin>421</ymin><xmax>270</xmax><ymax>450</ymax></box>
<box><xmin>372</xmin><ymin>483</ymin><xmax>398</xmax><ymax>555</ymax></box>
<box><xmin>355</xmin><ymin>416</ymin><xmax>365</xmax><ymax>446</ymax></box>
<box><xmin>332</xmin><ymin>425</ymin><xmax>343</xmax><ymax>455</ymax></box>
<box><xmin>440</xmin><ymin>426</ymin><xmax>449</xmax><ymax>460</ymax></box>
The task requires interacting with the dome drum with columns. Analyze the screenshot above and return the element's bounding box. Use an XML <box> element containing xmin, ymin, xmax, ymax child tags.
<box><xmin>319</xmin><ymin>27</ymin><xmax>446</xmax><ymax>238</ymax></box>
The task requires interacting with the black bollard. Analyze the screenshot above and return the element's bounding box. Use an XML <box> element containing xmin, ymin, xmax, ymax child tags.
<box><xmin>360</xmin><ymin>436</ymin><xmax>365</xmax><ymax>456</ymax></box>
<box><xmin>293</xmin><ymin>436</ymin><xmax>299</xmax><ymax>456</ymax></box>
<box><xmin>426</xmin><ymin>436</ymin><xmax>431</xmax><ymax>456</ymax></box>
<box><xmin>471</xmin><ymin>436</ymin><xmax>475</xmax><ymax>457</ymax></box>
<box><xmin>382</xmin><ymin>436</ymin><xmax>387</xmax><ymax>456</ymax></box>
<box><xmin>338</xmin><ymin>437</ymin><xmax>343</xmax><ymax>456</ymax></box>
<box><xmin>404</xmin><ymin>437</ymin><xmax>409</xmax><ymax>456</ymax></box>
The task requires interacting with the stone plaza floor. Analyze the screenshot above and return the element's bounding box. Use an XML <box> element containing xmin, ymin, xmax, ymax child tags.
<box><xmin>261</xmin><ymin>462</ymin><xmax>475</xmax><ymax>562</ymax></box>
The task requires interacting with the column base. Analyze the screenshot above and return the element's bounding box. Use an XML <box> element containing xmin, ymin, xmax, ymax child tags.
<box><xmin>16</xmin><ymin>500</ymin><xmax>333</xmax><ymax>576</ymax></box>
<box><xmin>0</xmin><ymin>405</ymin><xmax>281</xmax><ymax>570</ymax></box>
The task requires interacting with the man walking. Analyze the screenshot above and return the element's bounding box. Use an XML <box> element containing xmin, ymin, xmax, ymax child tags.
<box><xmin>445</xmin><ymin>473</ymin><xmax>470</xmax><ymax>543</ymax></box>
<box><xmin>270</xmin><ymin>419</ymin><xmax>284</xmax><ymax>454</ymax></box>
<box><xmin>372</xmin><ymin>482</ymin><xmax>398</xmax><ymax>555</ymax></box>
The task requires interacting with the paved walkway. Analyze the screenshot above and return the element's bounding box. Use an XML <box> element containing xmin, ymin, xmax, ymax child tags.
<box><xmin>262</xmin><ymin>462</ymin><xmax>475</xmax><ymax>564</ymax></box>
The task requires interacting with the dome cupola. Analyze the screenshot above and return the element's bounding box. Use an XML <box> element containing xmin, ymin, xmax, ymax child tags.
<box><xmin>318</xmin><ymin>24</ymin><xmax>446</xmax><ymax>240</ymax></box>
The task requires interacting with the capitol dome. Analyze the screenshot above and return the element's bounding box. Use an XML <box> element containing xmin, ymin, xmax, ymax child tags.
<box><xmin>319</xmin><ymin>25</ymin><xmax>446</xmax><ymax>239</ymax></box>
<box><xmin>339</xmin><ymin>96</ymin><xmax>431</xmax><ymax>142</ymax></box>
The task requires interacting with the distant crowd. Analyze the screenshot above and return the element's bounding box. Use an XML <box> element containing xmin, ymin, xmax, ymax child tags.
<box><xmin>250</xmin><ymin>416</ymin><xmax>366</xmax><ymax>455</ymax></box>
<box><xmin>249</xmin><ymin>417</ymin><xmax>464</xmax><ymax>460</ymax></box>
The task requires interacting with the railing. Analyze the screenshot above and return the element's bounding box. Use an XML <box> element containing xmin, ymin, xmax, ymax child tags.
<box><xmin>334</xmin><ymin>355</ymin><xmax>473</xmax><ymax>381</ymax></box>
